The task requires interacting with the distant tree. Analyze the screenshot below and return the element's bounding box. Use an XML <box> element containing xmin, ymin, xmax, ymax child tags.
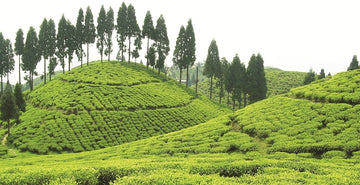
<box><xmin>224</xmin><ymin>59</ymin><xmax>232</xmax><ymax>106</ymax></box>
<box><xmin>247</xmin><ymin>53</ymin><xmax>267</xmax><ymax>104</ymax></box>
<box><xmin>48</xmin><ymin>57</ymin><xmax>58</xmax><ymax>81</ymax></box>
<box><xmin>14</xmin><ymin>29</ymin><xmax>24</xmax><ymax>84</ymax></box>
<box><xmin>0</xmin><ymin>33</ymin><xmax>3</xmax><ymax>94</ymax></box>
<box><xmin>14</xmin><ymin>83</ymin><xmax>25</xmax><ymax>112</ymax></box>
<box><xmin>22</xmin><ymin>26</ymin><xmax>40</xmax><ymax>91</ymax></box>
<box><xmin>97</xmin><ymin>5</ymin><xmax>107</xmax><ymax>63</ymax></box>
<box><xmin>57</xmin><ymin>15</ymin><xmax>67</xmax><ymax>74</ymax></box>
<box><xmin>116</xmin><ymin>2</ymin><xmax>127</xmax><ymax>62</ymax></box>
<box><xmin>0</xmin><ymin>82</ymin><xmax>17</xmax><ymax>136</ymax></box>
<box><xmin>76</xmin><ymin>8</ymin><xmax>85</xmax><ymax>67</ymax></box>
<box><xmin>131</xmin><ymin>34</ymin><xmax>142</xmax><ymax>63</ymax></box>
<box><xmin>65</xmin><ymin>20</ymin><xmax>77</xmax><ymax>71</ymax></box>
<box><xmin>142</xmin><ymin>11</ymin><xmax>155</xmax><ymax>69</ymax></box>
<box><xmin>217</xmin><ymin>57</ymin><xmax>227</xmax><ymax>104</ymax></box>
<box><xmin>38</xmin><ymin>18</ymin><xmax>49</xmax><ymax>84</ymax></box>
<box><xmin>184</xmin><ymin>19</ymin><xmax>196</xmax><ymax>88</ymax></box>
<box><xmin>318</xmin><ymin>68</ymin><xmax>325</xmax><ymax>79</ymax></box>
<box><xmin>173</xmin><ymin>26</ymin><xmax>186</xmax><ymax>84</ymax></box>
<box><xmin>104</xmin><ymin>7</ymin><xmax>114</xmax><ymax>62</ymax></box>
<box><xmin>303</xmin><ymin>68</ymin><xmax>316</xmax><ymax>85</ymax></box>
<box><xmin>327</xmin><ymin>72</ymin><xmax>332</xmax><ymax>77</ymax></box>
<box><xmin>230</xmin><ymin>54</ymin><xmax>246</xmax><ymax>110</ymax></box>
<box><xmin>203</xmin><ymin>39</ymin><xmax>220</xmax><ymax>99</ymax></box>
<box><xmin>84</xmin><ymin>6</ymin><xmax>96</xmax><ymax>66</ymax></box>
<box><xmin>148</xmin><ymin>44</ymin><xmax>156</xmax><ymax>69</ymax></box>
<box><xmin>154</xmin><ymin>15</ymin><xmax>170</xmax><ymax>74</ymax></box>
<box><xmin>3</xmin><ymin>39</ymin><xmax>15</xmax><ymax>82</ymax></box>
<box><xmin>347</xmin><ymin>55</ymin><xmax>359</xmax><ymax>71</ymax></box>
<box><xmin>47</xmin><ymin>19</ymin><xmax>57</xmax><ymax>71</ymax></box>
<box><xmin>126</xmin><ymin>4</ymin><xmax>140</xmax><ymax>63</ymax></box>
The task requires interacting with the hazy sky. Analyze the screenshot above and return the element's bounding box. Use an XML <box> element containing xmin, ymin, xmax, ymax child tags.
<box><xmin>1</xmin><ymin>0</ymin><xmax>360</xmax><ymax>84</ymax></box>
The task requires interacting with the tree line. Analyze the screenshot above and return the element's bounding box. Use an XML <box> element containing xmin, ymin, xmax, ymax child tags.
<box><xmin>0</xmin><ymin>2</ymin><xmax>173</xmax><ymax>92</ymax></box>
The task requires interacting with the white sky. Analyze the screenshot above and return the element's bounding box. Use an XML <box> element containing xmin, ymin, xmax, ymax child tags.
<box><xmin>1</xmin><ymin>0</ymin><xmax>360</xmax><ymax>84</ymax></box>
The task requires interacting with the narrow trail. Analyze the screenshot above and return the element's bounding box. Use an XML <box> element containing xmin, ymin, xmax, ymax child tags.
<box><xmin>1</xmin><ymin>134</ymin><xmax>8</xmax><ymax>146</ymax></box>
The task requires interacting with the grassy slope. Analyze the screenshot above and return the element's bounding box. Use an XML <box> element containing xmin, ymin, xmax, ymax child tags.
<box><xmin>0</xmin><ymin>69</ymin><xmax>360</xmax><ymax>184</ymax></box>
<box><xmin>4</xmin><ymin>61</ymin><xmax>230</xmax><ymax>154</ymax></box>
<box><xmin>193</xmin><ymin>68</ymin><xmax>306</xmax><ymax>108</ymax></box>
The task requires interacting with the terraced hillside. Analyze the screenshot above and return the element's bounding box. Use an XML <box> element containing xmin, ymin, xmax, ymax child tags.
<box><xmin>0</xmin><ymin>69</ymin><xmax>360</xmax><ymax>184</ymax></box>
<box><xmin>5</xmin><ymin>61</ymin><xmax>231</xmax><ymax>154</ymax></box>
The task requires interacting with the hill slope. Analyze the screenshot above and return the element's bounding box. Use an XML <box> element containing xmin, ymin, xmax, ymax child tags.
<box><xmin>5</xmin><ymin>61</ymin><xmax>230</xmax><ymax>154</ymax></box>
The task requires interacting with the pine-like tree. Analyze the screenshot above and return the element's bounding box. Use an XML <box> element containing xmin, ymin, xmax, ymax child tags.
<box><xmin>142</xmin><ymin>11</ymin><xmax>155</xmax><ymax>69</ymax></box>
<box><xmin>173</xmin><ymin>26</ymin><xmax>186</xmax><ymax>83</ymax></box>
<box><xmin>57</xmin><ymin>15</ymin><xmax>67</xmax><ymax>74</ymax></box>
<box><xmin>347</xmin><ymin>55</ymin><xmax>359</xmax><ymax>71</ymax></box>
<box><xmin>22</xmin><ymin>27</ymin><xmax>40</xmax><ymax>91</ymax></box>
<box><xmin>3</xmin><ymin>39</ymin><xmax>15</xmax><ymax>82</ymax></box>
<box><xmin>217</xmin><ymin>57</ymin><xmax>227</xmax><ymax>104</ymax></box>
<box><xmin>154</xmin><ymin>15</ymin><xmax>170</xmax><ymax>74</ymax></box>
<box><xmin>203</xmin><ymin>39</ymin><xmax>220</xmax><ymax>99</ymax></box>
<box><xmin>0</xmin><ymin>82</ymin><xmax>17</xmax><ymax>136</ymax></box>
<box><xmin>126</xmin><ymin>4</ymin><xmax>140</xmax><ymax>63</ymax></box>
<box><xmin>131</xmin><ymin>34</ymin><xmax>142</xmax><ymax>63</ymax></box>
<box><xmin>97</xmin><ymin>5</ymin><xmax>107</xmax><ymax>63</ymax></box>
<box><xmin>39</xmin><ymin>18</ymin><xmax>49</xmax><ymax>84</ymax></box>
<box><xmin>65</xmin><ymin>20</ymin><xmax>77</xmax><ymax>71</ymax></box>
<box><xmin>14</xmin><ymin>83</ymin><xmax>25</xmax><ymax>112</ymax></box>
<box><xmin>184</xmin><ymin>19</ymin><xmax>196</xmax><ymax>88</ymax></box>
<box><xmin>148</xmin><ymin>44</ymin><xmax>156</xmax><ymax>69</ymax></box>
<box><xmin>230</xmin><ymin>54</ymin><xmax>246</xmax><ymax>110</ymax></box>
<box><xmin>47</xmin><ymin>19</ymin><xmax>57</xmax><ymax>71</ymax></box>
<box><xmin>116</xmin><ymin>2</ymin><xmax>127</xmax><ymax>62</ymax></box>
<box><xmin>318</xmin><ymin>68</ymin><xmax>325</xmax><ymax>79</ymax></box>
<box><xmin>247</xmin><ymin>53</ymin><xmax>266</xmax><ymax>104</ymax></box>
<box><xmin>76</xmin><ymin>8</ymin><xmax>85</xmax><ymax>67</ymax></box>
<box><xmin>48</xmin><ymin>57</ymin><xmax>58</xmax><ymax>81</ymax></box>
<box><xmin>303</xmin><ymin>68</ymin><xmax>316</xmax><ymax>85</ymax></box>
<box><xmin>84</xmin><ymin>6</ymin><xmax>96</xmax><ymax>66</ymax></box>
<box><xmin>0</xmin><ymin>33</ymin><xmax>4</xmax><ymax>94</ymax></box>
<box><xmin>256</xmin><ymin>53</ymin><xmax>267</xmax><ymax>101</ymax></box>
<box><xmin>105</xmin><ymin>7</ymin><xmax>114</xmax><ymax>62</ymax></box>
<box><xmin>14</xmin><ymin>29</ymin><xmax>24</xmax><ymax>84</ymax></box>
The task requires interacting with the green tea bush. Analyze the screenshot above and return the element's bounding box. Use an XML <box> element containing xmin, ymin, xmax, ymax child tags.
<box><xmin>322</xmin><ymin>150</ymin><xmax>347</xmax><ymax>159</ymax></box>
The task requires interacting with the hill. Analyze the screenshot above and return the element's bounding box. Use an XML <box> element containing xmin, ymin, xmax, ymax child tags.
<box><xmin>193</xmin><ymin>68</ymin><xmax>306</xmax><ymax>108</ymax></box>
<box><xmin>4</xmin><ymin>61</ymin><xmax>230</xmax><ymax>154</ymax></box>
<box><xmin>0</xmin><ymin>69</ymin><xmax>359</xmax><ymax>184</ymax></box>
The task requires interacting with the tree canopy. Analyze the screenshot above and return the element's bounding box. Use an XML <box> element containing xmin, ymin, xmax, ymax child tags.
<box><xmin>347</xmin><ymin>55</ymin><xmax>359</xmax><ymax>71</ymax></box>
<box><xmin>84</xmin><ymin>6</ymin><xmax>96</xmax><ymax>66</ymax></box>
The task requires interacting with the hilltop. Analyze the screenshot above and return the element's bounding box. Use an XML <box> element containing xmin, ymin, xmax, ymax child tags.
<box><xmin>4</xmin><ymin>61</ymin><xmax>231</xmax><ymax>154</ymax></box>
<box><xmin>0</xmin><ymin>68</ymin><xmax>360</xmax><ymax>184</ymax></box>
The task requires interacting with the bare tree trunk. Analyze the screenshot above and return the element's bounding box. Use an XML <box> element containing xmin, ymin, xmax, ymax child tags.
<box><xmin>179</xmin><ymin>68</ymin><xmax>182</xmax><ymax>84</ymax></box>
<box><xmin>243</xmin><ymin>93</ymin><xmax>247</xmax><ymax>107</ymax></box>
<box><xmin>128</xmin><ymin>37</ymin><xmax>131</xmax><ymax>63</ymax></box>
<box><xmin>81</xmin><ymin>47</ymin><xmax>83</xmax><ymax>68</ymax></box>
<box><xmin>8</xmin><ymin>119</ymin><xmax>10</xmax><ymax>136</ymax></box>
<box><xmin>196</xmin><ymin>66</ymin><xmax>198</xmax><ymax>93</ymax></box>
<box><xmin>1</xmin><ymin>76</ymin><xmax>3</xmax><ymax>95</ymax></box>
<box><xmin>87</xmin><ymin>43</ymin><xmax>89</xmax><ymax>66</ymax></box>
<box><xmin>210</xmin><ymin>76</ymin><xmax>213</xmax><ymax>99</ymax></box>
<box><xmin>19</xmin><ymin>55</ymin><xmax>21</xmax><ymax>84</ymax></box>
<box><xmin>44</xmin><ymin>58</ymin><xmax>47</xmax><ymax>84</ymax></box>
<box><xmin>186</xmin><ymin>65</ymin><xmax>189</xmax><ymax>88</ymax></box>
<box><xmin>146</xmin><ymin>37</ymin><xmax>149</xmax><ymax>69</ymax></box>
<box><xmin>68</xmin><ymin>58</ymin><xmax>71</xmax><ymax>71</ymax></box>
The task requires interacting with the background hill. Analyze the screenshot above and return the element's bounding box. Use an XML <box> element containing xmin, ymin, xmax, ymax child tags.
<box><xmin>4</xmin><ymin>61</ymin><xmax>231</xmax><ymax>154</ymax></box>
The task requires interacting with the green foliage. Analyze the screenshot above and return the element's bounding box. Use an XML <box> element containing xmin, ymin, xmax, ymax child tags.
<box><xmin>56</xmin><ymin>15</ymin><xmax>67</xmax><ymax>73</ymax></box>
<box><xmin>142</xmin><ymin>11</ymin><xmax>155</xmax><ymax>68</ymax></box>
<box><xmin>203</xmin><ymin>39</ymin><xmax>220</xmax><ymax>99</ymax></box>
<box><xmin>104</xmin><ymin>7</ymin><xmax>114</xmax><ymax>62</ymax></box>
<box><xmin>154</xmin><ymin>15</ymin><xmax>170</xmax><ymax>74</ymax></box>
<box><xmin>14</xmin><ymin>29</ymin><xmax>24</xmax><ymax>56</ymax></box>
<box><xmin>97</xmin><ymin>5</ymin><xmax>107</xmax><ymax>62</ymax></box>
<box><xmin>247</xmin><ymin>53</ymin><xmax>267</xmax><ymax>104</ymax></box>
<box><xmin>116</xmin><ymin>2</ymin><xmax>128</xmax><ymax>62</ymax></box>
<box><xmin>0</xmin><ymin>82</ymin><xmax>17</xmax><ymax>135</ymax></box>
<box><xmin>76</xmin><ymin>8</ymin><xmax>85</xmax><ymax>66</ymax></box>
<box><xmin>14</xmin><ymin>83</ymin><xmax>25</xmax><ymax>112</ymax></box>
<box><xmin>126</xmin><ymin>4</ymin><xmax>140</xmax><ymax>63</ymax></box>
<box><xmin>347</xmin><ymin>55</ymin><xmax>359</xmax><ymax>71</ymax></box>
<box><xmin>304</xmin><ymin>68</ymin><xmax>316</xmax><ymax>85</ymax></box>
<box><xmin>84</xmin><ymin>6</ymin><xmax>96</xmax><ymax>65</ymax></box>
<box><xmin>172</xmin><ymin>25</ymin><xmax>186</xmax><ymax>82</ymax></box>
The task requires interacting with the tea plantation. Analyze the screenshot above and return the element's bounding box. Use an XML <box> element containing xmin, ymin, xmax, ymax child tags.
<box><xmin>0</xmin><ymin>65</ymin><xmax>360</xmax><ymax>184</ymax></box>
<box><xmin>4</xmin><ymin>61</ymin><xmax>231</xmax><ymax>154</ymax></box>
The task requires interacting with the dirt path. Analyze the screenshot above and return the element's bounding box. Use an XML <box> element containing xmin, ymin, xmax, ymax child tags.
<box><xmin>1</xmin><ymin>134</ymin><xmax>8</xmax><ymax>146</ymax></box>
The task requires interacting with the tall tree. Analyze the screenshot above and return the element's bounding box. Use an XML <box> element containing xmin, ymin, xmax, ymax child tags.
<box><xmin>303</xmin><ymin>68</ymin><xmax>316</xmax><ymax>85</ymax></box>
<box><xmin>126</xmin><ymin>4</ymin><xmax>140</xmax><ymax>63</ymax></box>
<box><xmin>57</xmin><ymin>15</ymin><xmax>67</xmax><ymax>74</ymax></box>
<box><xmin>105</xmin><ymin>7</ymin><xmax>114</xmax><ymax>62</ymax></box>
<box><xmin>47</xmin><ymin>19</ymin><xmax>57</xmax><ymax>81</ymax></box>
<box><xmin>0</xmin><ymin>82</ymin><xmax>18</xmax><ymax>136</ymax></box>
<box><xmin>97</xmin><ymin>5</ymin><xmax>107</xmax><ymax>63</ymax></box>
<box><xmin>48</xmin><ymin>57</ymin><xmax>58</xmax><ymax>81</ymax></box>
<box><xmin>247</xmin><ymin>53</ymin><xmax>266</xmax><ymax>104</ymax></box>
<box><xmin>224</xmin><ymin>59</ymin><xmax>232</xmax><ymax>106</ymax></box>
<box><xmin>65</xmin><ymin>20</ymin><xmax>77</xmax><ymax>71</ymax></box>
<box><xmin>22</xmin><ymin>27</ymin><xmax>40</xmax><ymax>91</ymax></box>
<box><xmin>76</xmin><ymin>8</ymin><xmax>85</xmax><ymax>67</ymax></box>
<box><xmin>14</xmin><ymin>29</ymin><xmax>24</xmax><ymax>84</ymax></box>
<box><xmin>318</xmin><ymin>68</ymin><xmax>325</xmax><ymax>79</ymax></box>
<box><xmin>148</xmin><ymin>44</ymin><xmax>156</xmax><ymax>69</ymax></box>
<box><xmin>38</xmin><ymin>18</ymin><xmax>49</xmax><ymax>84</ymax></box>
<box><xmin>203</xmin><ymin>39</ymin><xmax>220</xmax><ymax>99</ymax></box>
<box><xmin>3</xmin><ymin>39</ymin><xmax>15</xmax><ymax>81</ymax></box>
<box><xmin>84</xmin><ymin>6</ymin><xmax>96</xmax><ymax>66</ymax></box>
<box><xmin>154</xmin><ymin>15</ymin><xmax>170</xmax><ymax>74</ymax></box>
<box><xmin>173</xmin><ymin>26</ymin><xmax>186</xmax><ymax>84</ymax></box>
<box><xmin>142</xmin><ymin>11</ymin><xmax>155</xmax><ymax>69</ymax></box>
<box><xmin>217</xmin><ymin>57</ymin><xmax>228</xmax><ymax>104</ymax></box>
<box><xmin>229</xmin><ymin>55</ymin><xmax>246</xmax><ymax>110</ymax></box>
<box><xmin>347</xmin><ymin>55</ymin><xmax>359</xmax><ymax>71</ymax></box>
<box><xmin>0</xmin><ymin>33</ymin><xmax>4</xmax><ymax>94</ymax></box>
<box><xmin>14</xmin><ymin>83</ymin><xmax>25</xmax><ymax>112</ymax></box>
<box><xmin>131</xmin><ymin>33</ymin><xmax>142</xmax><ymax>63</ymax></box>
<box><xmin>116</xmin><ymin>2</ymin><xmax>127</xmax><ymax>62</ymax></box>
<box><xmin>184</xmin><ymin>19</ymin><xmax>196</xmax><ymax>88</ymax></box>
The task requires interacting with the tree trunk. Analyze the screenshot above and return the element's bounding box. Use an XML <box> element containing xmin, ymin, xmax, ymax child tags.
<box><xmin>179</xmin><ymin>68</ymin><xmax>182</xmax><ymax>84</ymax></box>
<box><xmin>101</xmin><ymin>53</ymin><xmax>103</xmax><ymax>63</ymax></box>
<box><xmin>210</xmin><ymin>76</ymin><xmax>213</xmax><ymax>99</ymax></box>
<box><xmin>121</xmin><ymin>45</ymin><xmax>124</xmax><ymax>62</ymax></box>
<box><xmin>108</xmin><ymin>50</ymin><xmax>110</xmax><ymax>62</ymax></box>
<box><xmin>87</xmin><ymin>43</ymin><xmax>89</xmax><ymax>66</ymax></box>
<box><xmin>227</xmin><ymin>92</ymin><xmax>230</xmax><ymax>106</ymax></box>
<box><xmin>68</xmin><ymin>58</ymin><xmax>71</xmax><ymax>71</ymax></box>
<box><xmin>7</xmin><ymin>119</ymin><xmax>10</xmax><ymax>136</ymax></box>
<box><xmin>196</xmin><ymin>66</ymin><xmax>198</xmax><ymax>93</ymax></box>
<box><xmin>158</xmin><ymin>68</ymin><xmax>161</xmax><ymax>75</ymax></box>
<box><xmin>19</xmin><ymin>55</ymin><xmax>21</xmax><ymax>84</ymax></box>
<box><xmin>128</xmin><ymin>37</ymin><xmax>131</xmax><ymax>63</ymax></box>
<box><xmin>30</xmin><ymin>71</ymin><xmax>33</xmax><ymax>91</ymax></box>
<box><xmin>239</xmin><ymin>100</ymin><xmax>241</xmax><ymax>109</ymax></box>
<box><xmin>186</xmin><ymin>65</ymin><xmax>189</xmax><ymax>88</ymax></box>
<box><xmin>49</xmin><ymin>73</ymin><xmax>52</xmax><ymax>81</ymax></box>
<box><xmin>233</xmin><ymin>99</ymin><xmax>235</xmax><ymax>111</ymax></box>
<box><xmin>44</xmin><ymin>58</ymin><xmax>47</xmax><ymax>84</ymax></box>
<box><xmin>146</xmin><ymin>37</ymin><xmax>149</xmax><ymax>69</ymax></box>
<box><xmin>1</xmin><ymin>76</ymin><xmax>3</xmax><ymax>95</ymax></box>
<box><xmin>243</xmin><ymin>93</ymin><xmax>247</xmax><ymax>107</ymax></box>
<box><xmin>81</xmin><ymin>46</ymin><xmax>83</xmax><ymax>68</ymax></box>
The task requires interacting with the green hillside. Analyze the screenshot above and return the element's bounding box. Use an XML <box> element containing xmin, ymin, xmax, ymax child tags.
<box><xmin>0</xmin><ymin>68</ymin><xmax>360</xmax><ymax>184</ymax></box>
<box><xmin>4</xmin><ymin>61</ymin><xmax>230</xmax><ymax>154</ymax></box>
<box><xmin>193</xmin><ymin>68</ymin><xmax>306</xmax><ymax>108</ymax></box>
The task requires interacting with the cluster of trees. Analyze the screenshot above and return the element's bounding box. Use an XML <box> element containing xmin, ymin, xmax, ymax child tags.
<box><xmin>348</xmin><ymin>55</ymin><xmax>359</xmax><ymax>71</ymax></box>
<box><xmin>303</xmin><ymin>68</ymin><xmax>330</xmax><ymax>85</ymax></box>
<box><xmin>202</xmin><ymin>39</ymin><xmax>267</xmax><ymax>110</ymax></box>
<box><xmin>1</xmin><ymin>2</ymin><xmax>172</xmax><ymax>91</ymax></box>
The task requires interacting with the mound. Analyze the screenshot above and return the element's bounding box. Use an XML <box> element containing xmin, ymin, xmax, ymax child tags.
<box><xmin>7</xmin><ymin>61</ymin><xmax>230</xmax><ymax>154</ymax></box>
